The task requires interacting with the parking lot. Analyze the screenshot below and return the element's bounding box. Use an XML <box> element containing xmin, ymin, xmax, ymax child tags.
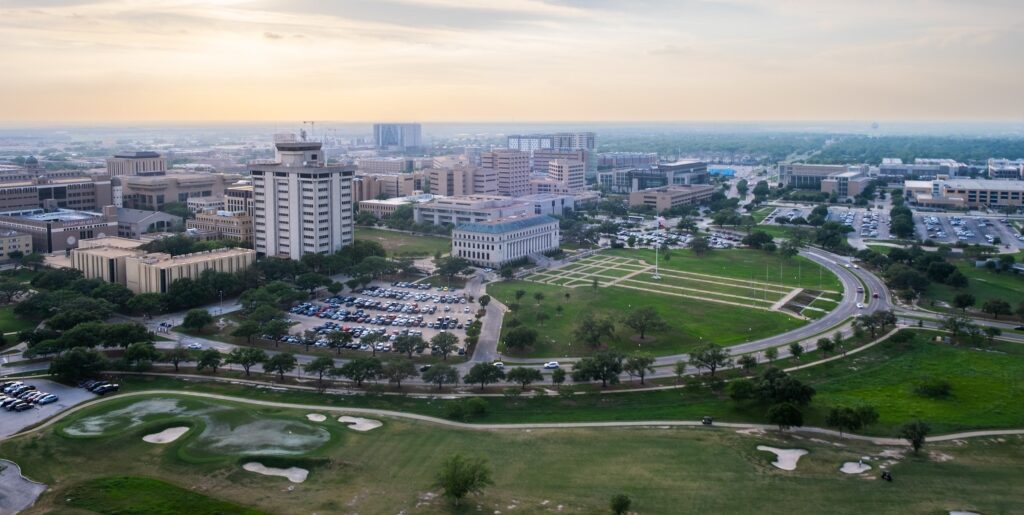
<box><xmin>917</xmin><ymin>214</ymin><xmax>1024</xmax><ymax>248</ymax></box>
<box><xmin>285</xmin><ymin>281</ymin><xmax>474</xmax><ymax>356</ymax></box>
<box><xmin>830</xmin><ymin>207</ymin><xmax>890</xmax><ymax>240</ymax></box>
<box><xmin>0</xmin><ymin>379</ymin><xmax>97</xmax><ymax>438</ymax></box>
<box><xmin>761</xmin><ymin>206</ymin><xmax>813</xmax><ymax>225</ymax></box>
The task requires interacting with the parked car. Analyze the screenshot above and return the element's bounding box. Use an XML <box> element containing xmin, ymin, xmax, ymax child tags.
<box><xmin>187</xmin><ymin>342</ymin><xmax>203</xmax><ymax>350</ymax></box>
<box><xmin>93</xmin><ymin>384</ymin><xmax>120</xmax><ymax>395</ymax></box>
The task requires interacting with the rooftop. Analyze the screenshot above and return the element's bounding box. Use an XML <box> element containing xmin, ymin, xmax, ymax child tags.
<box><xmin>939</xmin><ymin>179</ymin><xmax>1024</xmax><ymax>191</ymax></box>
<box><xmin>116</xmin><ymin>208</ymin><xmax>182</xmax><ymax>224</ymax></box>
<box><xmin>456</xmin><ymin>215</ymin><xmax>557</xmax><ymax>234</ymax></box>
<box><xmin>113</xmin><ymin>151</ymin><xmax>161</xmax><ymax>159</ymax></box>
<box><xmin>0</xmin><ymin>208</ymin><xmax>104</xmax><ymax>222</ymax></box>
<box><xmin>134</xmin><ymin>247</ymin><xmax>256</xmax><ymax>268</ymax></box>
<box><xmin>78</xmin><ymin>236</ymin><xmax>146</xmax><ymax>250</ymax></box>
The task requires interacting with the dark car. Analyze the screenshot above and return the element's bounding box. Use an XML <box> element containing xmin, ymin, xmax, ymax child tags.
<box><xmin>419</xmin><ymin>364</ymin><xmax>432</xmax><ymax>372</ymax></box>
<box><xmin>13</xmin><ymin>402</ymin><xmax>33</xmax><ymax>412</ymax></box>
<box><xmin>94</xmin><ymin>384</ymin><xmax>120</xmax><ymax>395</ymax></box>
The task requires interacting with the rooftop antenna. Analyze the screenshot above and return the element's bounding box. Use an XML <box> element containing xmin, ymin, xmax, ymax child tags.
<box><xmin>302</xmin><ymin>121</ymin><xmax>317</xmax><ymax>142</ymax></box>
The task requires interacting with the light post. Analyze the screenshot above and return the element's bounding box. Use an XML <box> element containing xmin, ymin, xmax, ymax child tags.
<box><xmin>218</xmin><ymin>290</ymin><xmax>224</xmax><ymax>315</ymax></box>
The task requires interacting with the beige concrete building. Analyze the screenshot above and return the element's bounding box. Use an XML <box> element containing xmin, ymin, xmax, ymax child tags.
<box><xmin>187</xmin><ymin>196</ymin><xmax>225</xmax><ymax>213</ymax></box>
<box><xmin>357</xmin><ymin>194</ymin><xmax>435</xmax><ymax>219</ymax></box>
<box><xmin>452</xmin><ymin>215</ymin><xmax>559</xmax><ymax>268</ymax></box>
<box><xmin>427</xmin><ymin>166</ymin><xmax>497</xmax><ymax>196</ymax></box>
<box><xmin>352</xmin><ymin>171</ymin><xmax>423</xmax><ymax>202</ymax></box>
<box><xmin>119</xmin><ymin>172</ymin><xmax>242</xmax><ymax>211</ymax></box>
<box><xmin>904</xmin><ymin>179</ymin><xmax>1024</xmax><ymax>209</ymax></box>
<box><xmin>414</xmin><ymin>195</ymin><xmax>530</xmax><ymax>226</ymax></box>
<box><xmin>116</xmin><ymin>208</ymin><xmax>182</xmax><ymax>239</ymax></box>
<box><xmin>0</xmin><ymin>230</ymin><xmax>33</xmax><ymax>261</ymax></box>
<box><xmin>531</xmin><ymin>149</ymin><xmax>587</xmax><ymax>173</ymax></box>
<box><xmin>0</xmin><ymin>173</ymin><xmax>113</xmax><ymax>212</ymax></box>
<box><xmin>186</xmin><ymin>210</ymin><xmax>254</xmax><ymax>243</ymax></box>
<box><xmin>124</xmin><ymin>247</ymin><xmax>256</xmax><ymax>294</ymax></box>
<box><xmin>628</xmin><ymin>185</ymin><xmax>716</xmax><ymax>212</ymax></box>
<box><xmin>106</xmin><ymin>151</ymin><xmax>167</xmax><ymax>177</ymax></box>
<box><xmin>252</xmin><ymin>140</ymin><xmax>355</xmax><ymax>260</ymax></box>
<box><xmin>70</xmin><ymin>237</ymin><xmax>146</xmax><ymax>284</ymax></box>
<box><xmin>482</xmin><ymin>149</ymin><xmax>530</xmax><ymax>197</ymax></box>
<box><xmin>547</xmin><ymin>159</ymin><xmax>586</xmax><ymax>192</ymax></box>
<box><xmin>356</xmin><ymin>157</ymin><xmax>411</xmax><ymax>174</ymax></box>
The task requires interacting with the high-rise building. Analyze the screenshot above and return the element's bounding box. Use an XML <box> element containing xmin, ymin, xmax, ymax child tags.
<box><xmin>251</xmin><ymin>140</ymin><xmax>354</xmax><ymax>260</ymax></box>
<box><xmin>106</xmin><ymin>151</ymin><xmax>167</xmax><ymax>177</ymax></box>
<box><xmin>547</xmin><ymin>159</ymin><xmax>586</xmax><ymax>192</ymax></box>
<box><xmin>225</xmin><ymin>184</ymin><xmax>254</xmax><ymax>216</ymax></box>
<box><xmin>482</xmin><ymin>149</ymin><xmax>530</xmax><ymax>197</ymax></box>
<box><xmin>373</xmin><ymin>123</ymin><xmax>422</xmax><ymax>151</ymax></box>
<box><xmin>427</xmin><ymin>166</ymin><xmax>497</xmax><ymax>196</ymax></box>
<box><xmin>507</xmin><ymin>132</ymin><xmax>596</xmax><ymax>178</ymax></box>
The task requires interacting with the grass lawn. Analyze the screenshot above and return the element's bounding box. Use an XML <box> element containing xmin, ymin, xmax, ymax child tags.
<box><xmin>4</xmin><ymin>392</ymin><xmax>1023</xmax><ymax>514</ymax></box>
<box><xmin>603</xmin><ymin>248</ymin><xmax>843</xmax><ymax>292</ymax></box>
<box><xmin>752</xmin><ymin>206</ymin><xmax>775</xmax><ymax>223</ymax></box>
<box><xmin>488</xmin><ymin>280</ymin><xmax>805</xmax><ymax>357</ymax></box>
<box><xmin>920</xmin><ymin>260</ymin><xmax>1024</xmax><ymax>318</ymax></box>
<box><xmin>355</xmin><ymin>227</ymin><xmax>450</xmax><ymax>258</ymax></box>
<box><xmin>0</xmin><ymin>304</ymin><xmax>37</xmax><ymax>334</ymax></box>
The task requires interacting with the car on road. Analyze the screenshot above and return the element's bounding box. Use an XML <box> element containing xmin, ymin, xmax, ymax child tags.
<box><xmin>492</xmin><ymin>362</ymin><xmax>505</xmax><ymax>369</ymax></box>
<box><xmin>543</xmin><ymin>361</ymin><xmax>560</xmax><ymax>369</ymax></box>
<box><xmin>419</xmin><ymin>365</ymin><xmax>432</xmax><ymax>372</ymax></box>
<box><xmin>856</xmin><ymin>302</ymin><xmax>865</xmax><ymax>309</ymax></box>
<box><xmin>186</xmin><ymin>342</ymin><xmax>203</xmax><ymax>350</ymax></box>
<box><xmin>872</xmin><ymin>293</ymin><xmax>879</xmax><ymax>299</ymax></box>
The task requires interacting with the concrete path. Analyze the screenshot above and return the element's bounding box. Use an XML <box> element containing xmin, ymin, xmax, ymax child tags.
<box><xmin>12</xmin><ymin>389</ymin><xmax>1024</xmax><ymax>448</ymax></box>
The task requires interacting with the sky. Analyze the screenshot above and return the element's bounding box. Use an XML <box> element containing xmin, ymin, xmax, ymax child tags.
<box><xmin>1</xmin><ymin>0</ymin><xmax>1023</xmax><ymax>123</ymax></box>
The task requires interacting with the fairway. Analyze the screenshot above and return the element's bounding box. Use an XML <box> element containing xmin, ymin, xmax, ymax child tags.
<box><xmin>489</xmin><ymin>249</ymin><xmax>842</xmax><ymax>357</ymax></box>
<box><xmin>3</xmin><ymin>394</ymin><xmax>1023</xmax><ymax>514</ymax></box>
<box><xmin>354</xmin><ymin>227</ymin><xmax>451</xmax><ymax>257</ymax></box>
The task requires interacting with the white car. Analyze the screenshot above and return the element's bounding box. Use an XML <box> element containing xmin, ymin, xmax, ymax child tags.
<box><xmin>186</xmin><ymin>342</ymin><xmax>203</xmax><ymax>350</ymax></box>
<box><xmin>543</xmin><ymin>361</ymin><xmax>560</xmax><ymax>369</ymax></box>
<box><xmin>856</xmin><ymin>302</ymin><xmax>865</xmax><ymax>309</ymax></box>
<box><xmin>492</xmin><ymin>362</ymin><xmax>505</xmax><ymax>369</ymax></box>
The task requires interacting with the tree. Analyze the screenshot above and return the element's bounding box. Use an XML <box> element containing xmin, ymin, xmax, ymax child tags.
<box><xmin>953</xmin><ymin>292</ymin><xmax>976</xmax><ymax>313</ymax></box>
<box><xmin>48</xmin><ymin>347</ymin><xmax>107</xmax><ymax>383</ymax></box>
<box><xmin>941</xmin><ymin>314</ymin><xmax>976</xmax><ymax>344</ymax></box>
<box><xmin>436</xmin><ymin>454</ymin><xmax>493</xmax><ymax>506</ymax></box>
<box><xmin>328</xmin><ymin>330</ymin><xmax>354</xmax><ymax>355</ymax></box>
<box><xmin>564</xmin><ymin>292</ymin><xmax>571</xmax><ymax>303</ymax></box>
<box><xmin>983</xmin><ymin>326</ymin><xmax>1002</xmax><ymax>345</ymax></box>
<box><xmin>514</xmin><ymin>289</ymin><xmax>527</xmax><ymax>302</ymax></box>
<box><xmin>728</xmin><ymin>379</ymin><xmax>756</xmax><ymax>401</ymax></box>
<box><xmin>506</xmin><ymin>367</ymin><xmax>543</xmax><ymax>390</ymax></box>
<box><xmin>551</xmin><ymin>368</ymin><xmax>566</xmax><ymax>389</ymax></box>
<box><xmin>624</xmin><ymin>352</ymin><xmax>656</xmax><ymax>385</ymax></box>
<box><xmin>163</xmin><ymin>344</ymin><xmax>191</xmax><ymax>372</ymax></box>
<box><xmin>533</xmin><ymin>291</ymin><xmax>544</xmax><ymax>306</ymax></box>
<box><xmin>126</xmin><ymin>292</ymin><xmax>165</xmax><ymax>317</ymax></box>
<box><xmin>673</xmin><ymin>360</ymin><xmax>687</xmax><ymax>383</ymax></box>
<box><xmin>478</xmin><ymin>295</ymin><xmax>491</xmax><ymax>308</ymax></box>
<box><xmin>431</xmin><ymin>332</ymin><xmax>459</xmax><ymax>360</ymax></box>
<box><xmin>610</xmin><ymin>494</ymin><xmax>632</xmax><ymax>515</ymax></box>
<box><xmin>741</xmin><ymin>231</ymin><xmax>774</xmax><ymax>250</ymax></box>
<box><xmin>826</xmin><ymin>406</ymin><xmax>879</xmax><ymax>436</ymax></box>
<box><xmin>690</xmin><ymin>236</ymin><xmax>710</xmax><ymax>256</ymax></box>
<box><xmin>225</xmin><ymin>347</ymin><xmax>267</xmax><ymax>377</ymax></box>
<box><xmin>982</xmin><ymin>298</ymin><xmax>1012</xmax><ymax>319</ymax></box>
<box><xmin>423</xmin><ymin>363</ymin><xmax>460</xmax><ymax>390</ymax></box>
<box><xmin>571</xmin><ymin>350</ymin><xmax>624</xmax><ymax>387</ymax></box>
<box><xmin>264</xmin><ymin>352</ymin><xmax>298</xmax><ymax>381</ymax></box>
<box><xmin>124</xmin><ymin>342</ymin><xmax>160</xmax><ymax>368</ymax></box>
<box><xmin>788</xmin><ymin>342</ymin><xmax>804</xmax><ymax>360</ymax></box>
<box><xmin>503</xmin><ymin>326</ymin><xmax>538</xmax><ymax>352</ymax></box>
<box><xmin>463</xmin><ymin>362</ymin><xmax>506</xmax><ymax>390</ymax></box>
<box><xmin>622</xmin><ymin>306</ymin><xmax>668</xmax><ymax>340</ymax></box>
<box><xmin>230</xmin><ymin>321</ymin><xmax>261</xmax><ymax>343</ymax></box>
<box><xmin>381</xmin><ymin>358</ymin><xmax>418</xmax><ymax>389</ymax></box>
<box><xmin>779</xmin><ymin>239</ymin><xmax>800</xmax><ymax>259</ymax></box>
<box><xmin>196</xmin><ymin>349</ymin><xmax>223</xmax><ymax>374</ymax></box>
<box><xmin>764</xmin><ymin>347</ymin><xmax>778</xmax><ymax>364</ymax></box>
<box><xmin>182</xmin><ymin>309</ymin><xmax>214</xmax><ymax>333</ymax></box>
<box><xmin>737</xmin><ymin>354</ymin><xmax>758</xmax><ymax>373</ymax></box>
<box><xmin>755</xmin><ymin>368</ymin><xmax>815</xmax><ymax>405</ymax></box>
<box><xmin>394</xmin><ymin>334</ymin><xmax>425</xmax><ymax>358</ymax></box>
<box><xmin>435</xmin><ymin>256</ymin><xmax>471</xmax><ymax>285</ymax></box>
<box><xmin>339</xmin><ymin>357</ymin><xmax>383</xmax><ymax>387</ymax></box>
<box><xmin>304</xmin><ymin>356</ymin><xmax>336</xmax><ymax>392</ymax></box>
<box><xmin>817</xmin><ymin>337</ymin><xmax>836</xmax><ymax>356</ymax></box>
<box><xmin>573</xmin><ymin>313</ymin><xmax>616</xmax><ymax>348</ymax></box>
<box><xmin>690</xmin><ymin>345</ymin><xmax>732</xmax><ymax>376</ymax></box>
<box><xmin>296</xmin><ymin>272</ymin><xmax>330</xmax><ymax>297</ymax></box>
<box><xmin>19</xmin><ymin>252</ymin><xmax>44</xmax><ymax>271</ymax></box>
<box><xmin>899</xmin><ymin>420</ymin><xmax>931</xmax><ymax>454</ymax></box>
<box><xmin>766</xmin><ymin>402</ymin><xmax>803</xmax><ymax>431</ymax></box>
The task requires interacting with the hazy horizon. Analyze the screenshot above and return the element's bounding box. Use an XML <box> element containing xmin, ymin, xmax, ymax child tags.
<box><xmin>2</xmin><ymin>0</ymin><xmax>1023</xmax><ymax>124</ymax></box>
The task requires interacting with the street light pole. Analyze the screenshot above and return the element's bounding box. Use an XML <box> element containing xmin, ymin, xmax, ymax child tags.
<box><xmin>219</xmin><ymin>290</ymin><xmax>224</xmax><ymax>315</ymax></box>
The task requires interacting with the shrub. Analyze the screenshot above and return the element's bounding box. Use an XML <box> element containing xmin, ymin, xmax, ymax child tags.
<box><xmin>913</xmin><ymin>378</ymin><xmax>952</xmax><ymax>399</ymax></box>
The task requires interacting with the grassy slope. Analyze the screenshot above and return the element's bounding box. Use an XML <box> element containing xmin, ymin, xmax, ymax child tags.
<box><xmin>63</xmin><ymin>477</ymin><xmax>266</xmax><ymax>515</ymax></box>
<box><xmin>487</xmin><ymin>280</ymin><xmax>804</xmax><ymax>357</ymax></box>
<box><xmin>5</xmin><ymin>396</ymin><xmax>1023</xmax><ymax>515</ymax></box>
<box><xmin>0</xmin><ymin>305</ymin><xmax>37</xmax><ymax>334</ymax></box>
<box><xmin>355</xmin><ymin>227</ymin><xmax>450</xmax><ymax>257</ymax></box>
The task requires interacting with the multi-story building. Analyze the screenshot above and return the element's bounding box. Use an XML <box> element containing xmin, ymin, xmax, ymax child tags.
<box><xmin>451</xmin><ymin>215</ymin><xmax>559</xmax><ymax>268</ymax></box>
<box><xmin>598</xmin><ymin>152</ymin><xmax>658</xmax><ymax>169</ymax></box>
<box><xmin>356</xmin><ymin>157</ymin><xmax>413</xmax><ymax>174</ymax></box>
<box><xmin>251</xmin><ymin>140</ymin><xmax>355</xmax><ymax>260</ymax></box>
<box><xmin>530</xmin><ymin>149</ymin><xmax>587</xmax><ymax>174</ymax></box>
<box><xmin>70</xmin><ymin>236</ymin><xmax>147</xmax><ymax>284</ymax></box>
<box><xmin>508</xmin><ymin>132</ymin><xmax>597</xmax><ymax>178</ymax></box>
<box><xmin>778</xmin><ymin>163</ymin><xmax>855</xmax><ymax>189</ymax></box>
<box><xmin>225</xmin><ymin>184</ymin><xmax>254</xmax><ymax>216</ymax></box>
<box><xmin>118</xmin><ymin>172</ymin><xmax>242</xmax><ymax>211</ymax></box>
<box><xmin>879</xmin><ymin>158</ymin><xmax>967</xmax><ymax>179</ymax></box>
<box><xmin>413</xmin><ymin>194</ymin><xmax>575</xmax><ymax>226</ymax></box>
<box><xmin>116</xmin><ymin>208</ymin><xmax>182</xmax><ymax>239</ymax></box>
<box><xmin>106</xmin><ymin>151</ymin><xmax>167</xmax><ymax>177</ymax></box>
<box><xmin>0</xmin><ymin>173</ymin><xmax>113</xmax><ymax>212</ymax></box>
<box><xmin>0</xmin><ymin>230</ymin><xmax>33</xmax><ymax>260</ymax></box>
<box><xmin>373</xmin><ymin>123</ymin><xmax>422</xmax><ymax>151</ymax></box>
<box><xmin>987</xmin><ymin>159</ymin><xmax>1024</xmax><ymax>180</ymax></box>
<box><xmin>186</xmin><ymin>210</ymin><xmax>254</xmax><ymax>243</ymax></box>
<box><xmin>427</xmin><ymin>166</ymin><xmax>497</xmax><ymax>196</ymax></box>
<box><xmin>628</xmin><ymin>185</ymin><xmax>716</xmax><ymax>212</ymax></box>
<box><xmin>357</xmin><ymin>194</ymin><xmax>435</xmax><ymax>219</ymax></box>
<box><xmin>352</xmin><ymin>171</ymin><xmax>424</xmax><ymax>202</ymax></box>
<box><xmin>547</xmin><ymin>159</ymin><xmax>586</xmax><ymax>192</ymax></box>
<box><xmin>904</xmin><ymin>179</ymin><xmax>1024</xmax><ymax>209</ymax></box>
<box><xmin>0</xmin><ymin>205</ymin><xmax>119</xmax><ymax>253</ymax></box>
<box><xmin>598</xmin><ymin>160</ymin><xmax>709</xmax><ymax>194</ymax></box>
<box><xmin>186</xmin><ymin>196</ymin><xmax>225</xmax><ymax>213</ymax></box>
<box><xmin>482</xmin><ymin>149</ymin><xmax>530</xmax><ymax>197</ymax></box>
<box><xmin>821</xmin><ymin>172</ymin><xmax>872</xmax><ymax>199</ymax></box>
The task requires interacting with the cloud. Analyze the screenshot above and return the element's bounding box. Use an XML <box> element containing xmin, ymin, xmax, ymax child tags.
<box><xmin>263</xmin><ymin>31</ymin><xmax>282</xmax><ymax>39</ymax></box>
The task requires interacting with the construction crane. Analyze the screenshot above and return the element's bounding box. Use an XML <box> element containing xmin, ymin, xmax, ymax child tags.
<box><xmin>302</xmin><ymin>121</ymin><xmax>317</xmax><ymax>142</ymax></box>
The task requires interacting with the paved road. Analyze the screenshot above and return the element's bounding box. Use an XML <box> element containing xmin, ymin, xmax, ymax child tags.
<box><xmin>14</xmin><ymin>389</ymin><xmax>1024</xmax><ymax>448</ymax></box>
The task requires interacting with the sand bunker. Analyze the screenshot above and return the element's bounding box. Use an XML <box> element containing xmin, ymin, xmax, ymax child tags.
<box><xmin>306</xmin><ymin>414</ymin><xmax>326</xmax><ymax>422</ymax></box>
<box><xmin>338</xmin><ymin>416</ymin><xmax>382</xmax><ymax>431</ymax></box>
<box><xmin>143</xmin><ymin>426</ymin><xmax>190</xmax><ymax>444</ymax></box>
<box><xmin>840</xmin><ymin>461</ymin><xmax>872</xmax><ymax>474</ymax></box>
<box><xmin>242</xmin><ymin>462</ymin><xmax>308</xmax><ymax>483</ymax></box>
<box><xmin>757</xmin><ymin>446</ymin><xmax>808</xmax><ymax>471</ymax></box>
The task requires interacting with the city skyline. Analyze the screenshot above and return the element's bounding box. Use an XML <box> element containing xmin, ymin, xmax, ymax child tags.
<box><xmin>2</xmin><ymin>0</ymin><xmax>1023</xmax><ymax>123</ymax></box>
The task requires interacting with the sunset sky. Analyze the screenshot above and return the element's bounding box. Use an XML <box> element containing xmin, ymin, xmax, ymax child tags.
<box><xmin>2</xmin><ymin>0</ymin><xmax>1022</xmax><ymax>123</ymax></box>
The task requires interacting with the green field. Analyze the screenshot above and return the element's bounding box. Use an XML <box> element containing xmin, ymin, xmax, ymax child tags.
<box><xmin>603</xmin><ymin>248</ymin><xmax>843</xmax><ymax>292</ymax></box>
<box><xmin>4</xmin><ymin>393</ymin><xmax>1023</xmax><ymax>514</ymax></box>
<box><xmin>488</xmin><ymin>280</ymin><xmax>805</xmax><ymax>357</ymax></box>
<box><xmin>923</xmin><ymin>260</ymin><xmax>1024</xmax><ymax>317</ymax></box>
<box><xmin>355</xmin><ymin>227</ymin><xmax>450</xmax><ymax>257</ymax></box>
<box><xmin>0</xmin><ymin>304</ymin><xmax>37</xmax><ymax>334</ymax></box>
